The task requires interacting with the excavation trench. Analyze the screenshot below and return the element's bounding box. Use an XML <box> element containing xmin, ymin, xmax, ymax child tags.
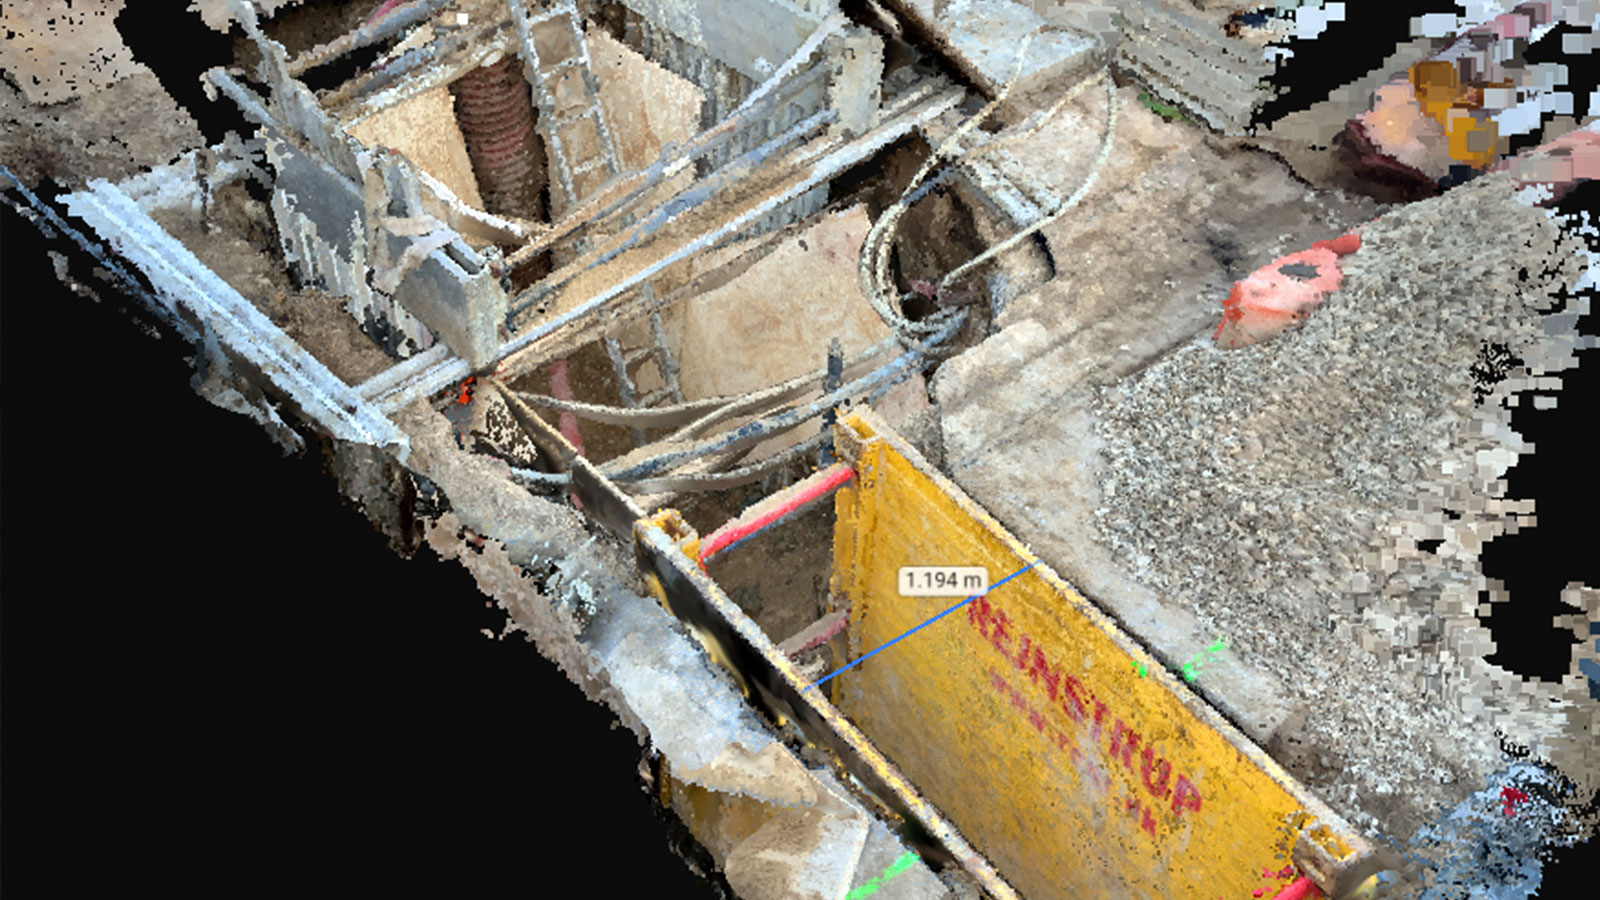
<box><xmin>18</xmin><ymin>4</ymin><xmax>1597</xmax><ymax>900</ymax></box>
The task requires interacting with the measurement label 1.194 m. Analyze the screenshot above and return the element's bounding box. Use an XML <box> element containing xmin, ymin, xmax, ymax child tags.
<box><xmin>898</xmin><ymin>566</ymin><xmax>989</xmax><ymax>597</ymax></box>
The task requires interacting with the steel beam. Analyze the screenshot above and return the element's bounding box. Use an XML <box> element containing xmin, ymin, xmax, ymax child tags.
<box><xmin>64</xmin><ymin>179</ymin><xmax>407</xmax><ymax>454</ymax></box>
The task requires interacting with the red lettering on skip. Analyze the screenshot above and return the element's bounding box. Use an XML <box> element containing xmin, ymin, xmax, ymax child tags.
<box><xmin>1072</xmin><ymin>748</ymin><xmax>1109</xmax><ymax>792</ymax></box>
<box><xmin>989</xmin><ymin>669</ymin><xmax>1009</xmax><ymax>695</ymax></box>
<box><xmin>1060</xmin><ymin>675</ymin><xmax>1089</xmax><ymax>723</ymax></box>
<box><xmin>1140</xmin><ymin>745</ymin><xmax>1173</xmax><ymax>799</ymax></box>
<box><xmin>969</xmin><ymin>597</ymin><xmax>1014</xmax><ymax>655</ymax></box>
<box><xmin>978</xmin><ymin>630</ymin><xmax>1205</xmax><ymax>844</ymax></box>
<box><xmin>1051</xmin><ymin>727</ymin><xmax>1072</xmax><ymax>753</ymax></box>
<box><xmin>1172</xmin><ymin>774</ymin><xmax>1203</xmax><ymax>818</ymax></box>
<box><xmin>1024</xmin><ymin>644</ymin><xmax>1060</xmax><ymax>700</ymax></box>
<box><xmin>989</xmin><ymin>669</ymin><xmax>1025</xmax><ymax>712</ymax></box>
<box><xmin>1108</xmin><ymin>719</ymin><xmax>1142</xmax><ymax>772</ymax></box>
<box><xmin>989</xmin><ymin>607</ymin><xmax>1013</xmax><ymax>656</ymax></box>
<box><xmin>968</xmin><ymin>596</ymin><xmax>994</xmax><ymax>637</ymax></box>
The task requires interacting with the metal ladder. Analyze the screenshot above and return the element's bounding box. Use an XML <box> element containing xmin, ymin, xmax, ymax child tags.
<box><xmin>602</xmin><ymin>298</ymin><xmax>686</xmax><ymax>447</ymax></box>
<box><xmin>506</xmin><ymin>0</ymin><xmax>623</xmax><ymax>218</ymax></box>
<box><xmin>508</xmin><ymin>0</ymin><xmax>681</xmax><ymax>427</ymax></box>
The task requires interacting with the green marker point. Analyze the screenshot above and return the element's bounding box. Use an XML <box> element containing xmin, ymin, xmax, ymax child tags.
<box><xmin>846</xmin><ymin>881</ymin><xmax>881</xmax><ymax>900</ymax></box>
<box><xmin>847</xmin><ymin>852</ymin><xmax>921</xmax><ymax>899</ymax></box>
<box><xmin>1136</xmin><ymin>92</ymin><xmax>1189</xmax><ymax>123</ymax></box>
<box><xmin>883</xmin><ymin>853</ymin><xmax>919</xmax><ymax>877</ymax></box>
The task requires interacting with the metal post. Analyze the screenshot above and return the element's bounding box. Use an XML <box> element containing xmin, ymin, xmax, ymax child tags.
<box><xmin>819</xmin><ymin>336</ymin><xmax>844</xmax><ymax>466</ymax></box>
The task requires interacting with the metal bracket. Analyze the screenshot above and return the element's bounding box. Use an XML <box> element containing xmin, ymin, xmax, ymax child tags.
<box><xmin>1293</xmin><ymin>829</ymin><xmax>1407</xmax><ymax>900</ymax></box>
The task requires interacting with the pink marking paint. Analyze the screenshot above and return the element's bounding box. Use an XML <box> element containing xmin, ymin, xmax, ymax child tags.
<box><xmin>365</xmin><ymin>0</ymin><xmax>404</xmax><ymax>25</ymax></box>
<box><xmin>1501</xmin><ymin>785</ymin><xmax>1530</xmax><ymax>816</ymax></box>
<box><xmin>546</xmin><ymin>358</ymin><xmax>585</xmax><ymax>508</ymax></box>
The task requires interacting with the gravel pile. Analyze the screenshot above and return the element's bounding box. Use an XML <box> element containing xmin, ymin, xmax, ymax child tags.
<box><xmin>1088</xmin><ymin>172</ymin><xmax>1596</xmax><ymax>853</ymax></box>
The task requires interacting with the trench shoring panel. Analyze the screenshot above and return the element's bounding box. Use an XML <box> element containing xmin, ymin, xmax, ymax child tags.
<box><xmin>830</xmin><ymin>408</ymin><xmax>1374</xmax><ymax>900</ymax></box>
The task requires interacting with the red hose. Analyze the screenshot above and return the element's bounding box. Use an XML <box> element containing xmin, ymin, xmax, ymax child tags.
<box><xmin>699</xmin><ymin>463</ymin><xmax>856</xmax><ymax>565</ymax></box>
<box><xmin>546</xmin><ymin>359</ymin><xmax>585</xmax><ymax>456</ymax></box>
<box><xmin>365</xmin><ymin>0</ymin><xmax>404</xmax><ymax>24</ymax></box>
<box><xmin>547</xmin><ymin>358</ymin><xmax>585</xmax><ymax>509</ymax></box>
<box><xmin>1269</xmin><ymin>877</ymin><xmax>1322</xmax><ymax>900</ymax></box>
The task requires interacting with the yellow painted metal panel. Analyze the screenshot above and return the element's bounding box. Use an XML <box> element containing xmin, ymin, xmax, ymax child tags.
<box><xmin>635</xmin><ymin>509</ymin><xmax>1027</xmax><ymax>900</ymax></box>
<box><xmin>830</xmin><ymin>409</ymin><xmax>1374</xmax><ymax>900</ymax></box>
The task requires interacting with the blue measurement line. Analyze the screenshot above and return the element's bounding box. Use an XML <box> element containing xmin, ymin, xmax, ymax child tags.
<box><xmin>811</xmin><ymin>561</ymin><xmax>1037</xmax><ymax>688</ymax></box>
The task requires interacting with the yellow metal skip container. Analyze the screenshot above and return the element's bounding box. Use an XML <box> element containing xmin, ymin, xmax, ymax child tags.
<box><xmin>830</xmin><ymin>409</ymin><xmax>1381</xmax><ymax>900</ymax></box>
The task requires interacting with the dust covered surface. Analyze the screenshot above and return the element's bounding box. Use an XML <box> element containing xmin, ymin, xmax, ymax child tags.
<box><xmin>1091</xmin><ymin>171</ymin><xmax>1597</xmax><ymax>844</ymax></box>
<box><xmin>0</xmin><ymin>73</ymin><xmax>202</xmax><ymax>189</ymax></box>
<box><xmin>150</xmin><ymin>184</ymin><xmax>396</xmax><ymax>385</ymax></box>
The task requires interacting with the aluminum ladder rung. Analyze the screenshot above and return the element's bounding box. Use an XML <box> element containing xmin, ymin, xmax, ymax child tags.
<box><xmin>548</xmin><ymin>103</ymin><xmax>603</xmax><ymax>133</ymax></box>
<box><xmin>523</xmin><ymin>7</ymin><xmax>571</xmax><ymax>27</ymax></box>
<box><xmin>637</xmin><ymin>387</ymin><xmax>675</xmax><ymax>407</ymax></box>
<box><xmin>538</xmin><ymin>54</ymin><xmax>591</xmax><ymax>79</ymax></box>
<box><xmin>571</xmin><ymin>157</ymin><xmax>611</xmax><ymax>177</ymax></box>
<box><xmin>507</xmin><ymin>0</ymin><xmax>622</xmax><ymax>211</ymax></box>
<box><xmin>601</xmin><ymin>306</ymin><xmax>681</xmax><ymax>447</ymax></box>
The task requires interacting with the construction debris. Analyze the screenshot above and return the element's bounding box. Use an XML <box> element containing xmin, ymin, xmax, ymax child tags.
<box><xmin>5</xmin><ymin>3</ymin><xmax>1596</xmax><ymax>900</ymax></box>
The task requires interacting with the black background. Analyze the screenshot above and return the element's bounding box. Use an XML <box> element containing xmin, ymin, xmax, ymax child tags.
<box><xmin>4</xmin><ymin>3</ymin><xmax>1597</xmax><ymax>898</ymax></box>
<box><xmin>0</xmin><ymin>208</ymin><xmax>719</xmax><ymax>897</ymax></box>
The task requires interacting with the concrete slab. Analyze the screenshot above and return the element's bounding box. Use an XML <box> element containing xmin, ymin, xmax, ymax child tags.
<box><xmin>622</xmin><ymin>0</ymin><xmax>822</xmax><ymax>81</ymax></box>
<box><xmin>929</xmin><ymin>86</ymin><xmax>1384</xmax><ymax>751</ymax></box>
<box><xmin>1114</xmin><ymin>0</ymin><xmax>1277</xmax><ymax>134</ymax></box>
<box><xmin>936</xmin><ymin>0</ymin><xmax>1100</xmax><ymax>94</ymax></box>
<box><xmin>0</xmin><ymin>1</ymin><xmax>150</xmax><ymax>106</ymax></box>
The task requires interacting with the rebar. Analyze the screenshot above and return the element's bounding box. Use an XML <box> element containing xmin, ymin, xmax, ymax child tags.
<box><xmin>602</xmin><ymin>311</ymin><xmax>966</xmax><ymax>484</ymax></box>
<box><xmin>286</xmin><ymin>0</ymin><xmax>455</xmax><ymax>77</ymax></box>
<box><xmin>321</xmin><ymin>22</ymin><xmax>478</xmax><ymax>108</ymax></box>
<box><xmin>508</xmin><ymin>107</ymin><xmax>838</xmax><ymax>320</ymax></box>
